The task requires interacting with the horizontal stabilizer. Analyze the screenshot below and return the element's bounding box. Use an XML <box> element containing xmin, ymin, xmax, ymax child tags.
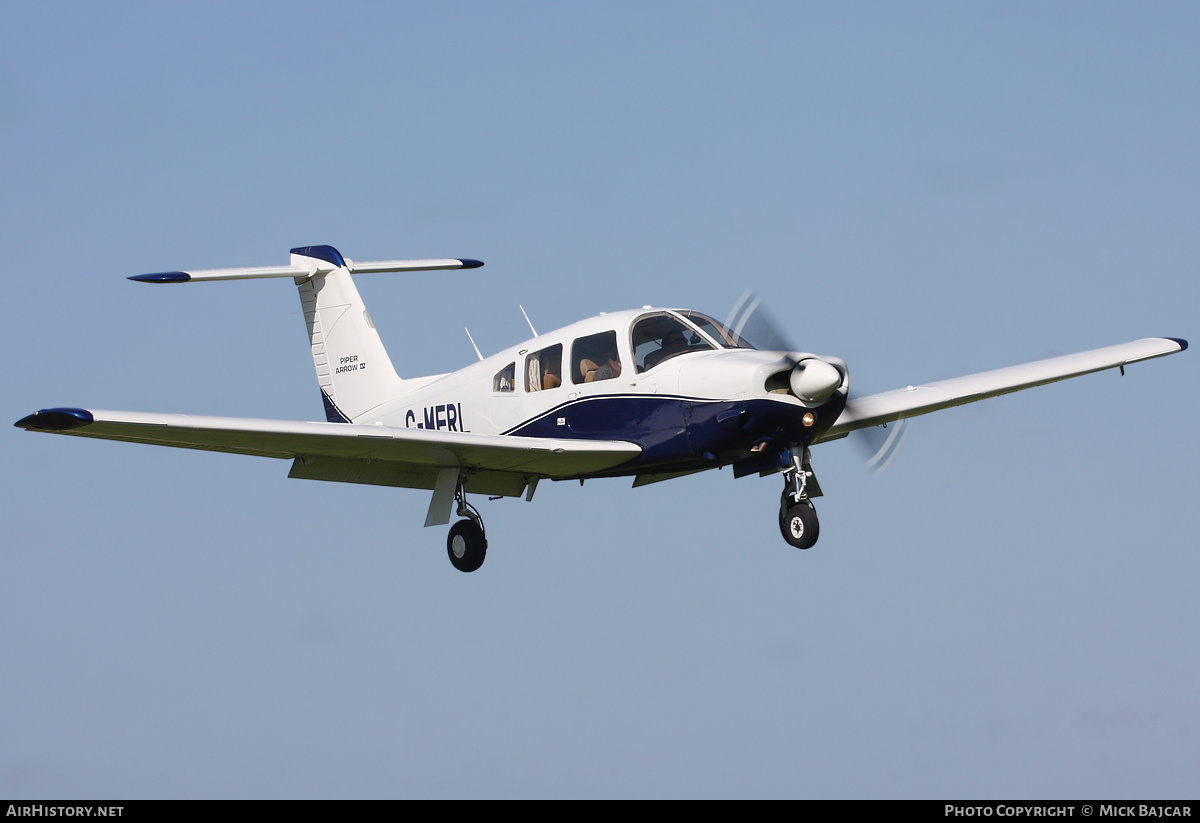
<box><xmin>130</xmin><ymin>249</ymin><xmax>483</xmax><ymax>283</ymax></box>
<box><xmin>347</xmin><ymin>258</ymin><xmax>483</xmax><ymax>273</ymax></box>
<box><xmin>130</xmin><ymin>265</ymin><xmax>310</xmax><ymax>283</ymax></box>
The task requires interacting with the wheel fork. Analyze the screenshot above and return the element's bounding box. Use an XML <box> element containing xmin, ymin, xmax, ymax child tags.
<box><xmin>454</xmin><ymin>480</ymin><xmax>485</xmax><ymax>536</ymax></box>
<box><xmin>784</xmin><ymin>445</ymin><xmax>810</xmax><ymax>505</ymax></box>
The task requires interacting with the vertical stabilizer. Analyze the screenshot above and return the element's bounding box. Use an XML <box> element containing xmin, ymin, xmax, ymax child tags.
<box><xmin>291</xmin><ymin>246</ymin><xmax>406</xmax><ymax>422</ymax></box>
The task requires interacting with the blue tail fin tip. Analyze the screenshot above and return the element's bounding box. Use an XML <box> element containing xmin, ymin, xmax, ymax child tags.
<box><xmin>459</xmin><ymin>259</ymin><xmax>484</xmax><ymax>269</ymax></box>
<box><xmin>1165</xmin><ymin>337</ymin><xmax>1188</xmax><ymax>351</ymax></box>
<box><xmin>290</xmin><ymin>245</ymin><xmax>346</xmax><ymax>268</ymax></box>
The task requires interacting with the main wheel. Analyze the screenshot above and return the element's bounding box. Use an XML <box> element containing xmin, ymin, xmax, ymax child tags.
<box><xmin>779</xmin><ymin>500</ymin><xmax>819</xmax><ymax>550</ymax></box>
<box><xmin>447</xmin><ymin>519</ymin><xmax>487</xmax><ymax>572</ymax></box>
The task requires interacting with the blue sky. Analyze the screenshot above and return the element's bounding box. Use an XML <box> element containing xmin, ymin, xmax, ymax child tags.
<box><xmin>3</xmin><ymin>1</ymin><xmax>1197</xmax><ymax>798</ymax></box>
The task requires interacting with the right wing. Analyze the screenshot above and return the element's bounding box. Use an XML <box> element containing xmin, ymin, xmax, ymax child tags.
<box><xmin>821</xmin><ymin>337</ymin><xmax>1187</xmax><ymax>440</ymax></box>
<box><xmin>14</xmin><ymin>407</ymin><xmax>641</xmax><ymax>504</ymax></box>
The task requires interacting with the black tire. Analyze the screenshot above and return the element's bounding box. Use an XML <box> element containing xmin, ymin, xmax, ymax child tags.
<box><xmin>779</xmin><ymin>500</ymin><xmax>819</xmax><ymax>550</ymax></box>
<box><xmin>447</xmin><ymin>519</ymin><xmax>487</xmax><ymax>572</ymax></box>
<box><xmin>778</xmin><ymin>489</ymin><xmax>813</xmax><ymax>537</ymax></box>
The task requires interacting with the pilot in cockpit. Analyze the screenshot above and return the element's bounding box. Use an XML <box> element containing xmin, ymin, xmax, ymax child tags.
<box><xmin>644</xmin><ymin>329</ymin><xmax>689</xmax><ymax>369</ymax></box>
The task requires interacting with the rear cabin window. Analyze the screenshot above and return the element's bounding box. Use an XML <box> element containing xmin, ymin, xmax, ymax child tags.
<box><xmin>571</xmin><ymin>330</ymin><xmax>622</xmax><ymax>384</ymax></box>
<box><xmin>525</xmin><ymin>344</ymin><xmax>563</xmax><ymax>392</ymax></box>
<box><xmin>630</xmin><ymin>313</ymin><xmax>715</xmax><ymax>373</ymax></box>
<box><xmin>493</xmin><ymin>362</ymin><xmax>515</xmax><ymax>392</ymax></box>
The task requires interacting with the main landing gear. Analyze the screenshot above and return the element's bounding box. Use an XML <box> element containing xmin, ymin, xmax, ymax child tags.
<box><xmin>779</xmin><ymin>446</ymin><xmax>820</xmax><ymax>550</ymax></box>
<box><xmin>447</xmin><ymin>484</ymin><xmax>487</xmax><ymax>572</ymax></box>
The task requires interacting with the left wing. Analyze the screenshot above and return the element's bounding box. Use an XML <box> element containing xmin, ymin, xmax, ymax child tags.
<box><xmin>14</xmin><ymin>407</ymin><xmax>641</xmax><ymax>506</ymax></box>
<box><xmin>821</xmin><ymin>336</ymin><xmax>1187</xmax><ymax>440</ymax></box>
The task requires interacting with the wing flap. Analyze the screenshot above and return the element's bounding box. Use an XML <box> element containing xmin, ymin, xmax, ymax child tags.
<box><xmin>822</xmin><ymin>337</ymin><xmax>1187</xmax><ymax>439</ymax></box>
<box><xmin>15</xmin><ymin>408</ymin><xmax>641</xmax><ymax>478</ymax></box>
<box><xmin>287</xmin><ymin>458</ymin><xmax>531</xmax><ymax>497</ymax></box>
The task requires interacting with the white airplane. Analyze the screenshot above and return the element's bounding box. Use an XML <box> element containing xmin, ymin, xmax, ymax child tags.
<box><xmin>16</xmin><ymin>245</ymin><xmax>1188</xmax><ymax>572</ymax></box>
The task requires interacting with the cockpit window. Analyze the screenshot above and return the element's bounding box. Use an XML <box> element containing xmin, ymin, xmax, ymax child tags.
<box><xmin>630</xmin><ymin>313</ymin><xmax>716</xmax><ymax>373</ymax></box>
<box><xmin>676</xmin><ymin>311</ymin><xmax>756</xmax><ymax>350</ymax></box>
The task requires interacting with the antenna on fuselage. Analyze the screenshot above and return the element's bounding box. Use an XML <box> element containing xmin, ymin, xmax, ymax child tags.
<box><xmin>519</xmin><ymin>305</ymin><xmax>538</xmax><ymax>338</ymax></box>
<box><xmin>464</xmin><ymin>328</ymin><xmax>484</xmax><ymax>361</ymax></box>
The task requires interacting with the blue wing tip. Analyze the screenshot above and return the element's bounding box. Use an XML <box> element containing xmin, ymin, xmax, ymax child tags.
<box><xmin>15</xmin><ymin>407</ymin><xmax>94</xmax><ymax>430</ymax></box>
<box><xmin>130</xmin><ymin>271</ymin><xmax>191</xmax><ymax>283</ymax></box>
<box><xmin>1165</xmin><ymin>337</ymin><xmax>1188</xmax><ymax>351</ymax></box>
<box><xmin>459</xmin><ymin>258</ymin><xmax>484</xmax><ymax>269</ymax></box>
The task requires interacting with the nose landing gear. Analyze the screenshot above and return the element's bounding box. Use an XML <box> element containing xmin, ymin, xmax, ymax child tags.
<box><xmin>779</xmin><ymin>446</ymin><xmax>820</xmax><ymax>550</ymax></box>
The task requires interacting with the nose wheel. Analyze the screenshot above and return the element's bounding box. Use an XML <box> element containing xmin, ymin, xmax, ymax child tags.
<box><xmin>779</xmin><ymin>496</ymin><xmax>819</xmax><ymax>549</ymax></box>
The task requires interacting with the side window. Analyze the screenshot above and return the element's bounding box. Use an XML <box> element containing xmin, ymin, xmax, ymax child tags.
<box><xmin>571</xmin><ymin>330</ymin><xmax>622</xmax><ymax>384</ymax></box>
<box><xmin>630</xmin><ymin>313</ymin><xmax>714</xmax><ymax>373</ymax></box>
<box><xmin>525</xmin><ymin>344</ymin><xmax>563</xmax><ymax>392</ymax></box>
<box><xmin>493</xmin><ymin>362</ymin><xmax>515</xmax><ymax>392</ymax></box>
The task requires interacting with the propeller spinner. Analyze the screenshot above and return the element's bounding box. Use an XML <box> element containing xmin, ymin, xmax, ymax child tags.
<box><xmin>790</xmin><ymin>358</ymin><xmax>843</xmax><ymax>403</ymax></box>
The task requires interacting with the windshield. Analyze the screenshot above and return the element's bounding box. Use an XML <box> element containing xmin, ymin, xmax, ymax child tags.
<box><xmin>676</xmin><ymin>311</ymin><xmax>757</xmax><ymax>350</ymax></box>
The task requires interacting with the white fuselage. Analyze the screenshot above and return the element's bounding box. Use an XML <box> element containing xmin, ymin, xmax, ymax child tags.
<box><xmin>356</xmin><ymin>307</ymin><xmax>845</xmax><ymax>476</ymax></box>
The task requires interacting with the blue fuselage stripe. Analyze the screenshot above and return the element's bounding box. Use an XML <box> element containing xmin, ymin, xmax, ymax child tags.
<box><xmin>502</xmin><ymin>393</ymin><xmax>836</xmax><ymax>471</ymax></box>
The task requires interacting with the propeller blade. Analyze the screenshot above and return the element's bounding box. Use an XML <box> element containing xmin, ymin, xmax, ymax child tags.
<box><xmin>852</xmin><ymin>418</ymin><xmax>910</xmax><ymax>474</ymax></box>
<box><xmin>724</xmin><ymin>290</ymin><xmax>796</xmax><ymax>354</ymax></box>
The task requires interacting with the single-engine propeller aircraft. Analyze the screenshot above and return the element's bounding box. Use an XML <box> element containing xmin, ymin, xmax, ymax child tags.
<box><xmin>16</xmin><ymin>245</ymin><xmax>1187</xmax><ymax>572</ymax></box>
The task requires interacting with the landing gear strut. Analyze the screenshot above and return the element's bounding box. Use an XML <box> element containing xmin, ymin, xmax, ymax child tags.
<box><xmin>447</xmin><ymin>483</ymin><xmax>487</xmax><ymax>572</ymax></box>
<box><xmin>779</xmin><ymin>446</ymin><xmax>820</xmax><ymax>550</ymax></box>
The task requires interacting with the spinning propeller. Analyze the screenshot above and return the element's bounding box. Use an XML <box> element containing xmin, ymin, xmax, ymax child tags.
<box><xmin>724</xmin><ymin>292</ymin><xmax>844</xmax><ymax>404</ymax></box>
<box><xmin>724</xmin><ymin>291</ymin><xmax>908</xmax><ymax>473</ymax></box>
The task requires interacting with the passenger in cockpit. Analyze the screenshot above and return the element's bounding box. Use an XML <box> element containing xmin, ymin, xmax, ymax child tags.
<box><xmin>593</xmin><ymin>348</ymin><xmax>622</xmax><ymax>381</ymax></box>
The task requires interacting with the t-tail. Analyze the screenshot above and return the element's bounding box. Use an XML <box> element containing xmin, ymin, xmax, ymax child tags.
<box><xmin>131</xmin><ymin>245</ymin><xmax>483</xmax><ymax>422</ymax></box>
